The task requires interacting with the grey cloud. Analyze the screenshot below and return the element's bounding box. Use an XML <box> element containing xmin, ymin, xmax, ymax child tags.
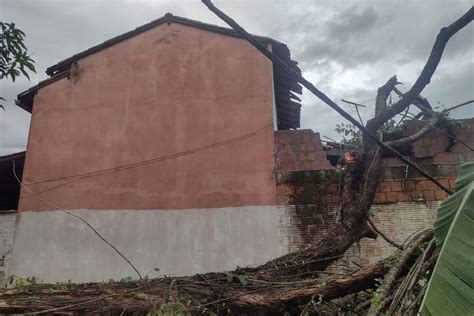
<box><xmin>0</xmin><ymin>0</ymin><xmax>473</xmax><ymax>154</ymax></box>
<box><xmin>326</xmin><ymin>5</ymin><xmax>379</xmax><ymax>41</ymax></box>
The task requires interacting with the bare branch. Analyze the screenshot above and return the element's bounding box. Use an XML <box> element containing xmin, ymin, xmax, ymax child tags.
<box><xmin>341</xmin><ymin>99</ymin><xmax>367</xmax><ymax>108</ymax></box>
<box><xmin>12</xmin><ymin>161</ymin><xmax>143</xmax><ymax>280</ymax></box>
<box><xmin>322</xmin><ymin>136</ymin><xmax>360</xmax><ymax>149</ymax></box>
<box><xmin>404</xmin><ymin>114</ymin><xmax>474</xmax><ymax>152</ymax></box>
<box><xmin>368</xmin><ymin>229</ymin><xmax>433</xmax><ymax>316</ymax></box>
<box><xmin>368</xmin><ymin>218</ymin><xmax>403</xmax><ymax>250</ymax></box>
<box><xmin>202</xmin><ymin>0</ymin><xmax>454</xmax><ymax>195</ymax></box>
<box><xmin>367</xmin><ymin>7</ymin><xmax>474</xmax><ymax>129</ymax></box>
<box><xmin>392</xmin><ymin>86</ymin><xmax>434</xmax><ymax>119</ymax></box>
<box><xmin>376</xmin><ymin>76</ymin><xmax>399</xmax><ymax>115</ymax></box>
<box><xmin>385</xmin><ymin>115</ymin><xmax>440</xmax><ymax>148</ymax></box>
<box><xmin>341</xmin><ymin>99</ymin><xmax>365</xmax><ymax>125</ymax></box>
<box><xmin>445</xmin><ymin>99</ymin><xmax>474</xmax><ymax>113</ymax></box>
<box><xmin>395</xmin><ymin>106</ymin><xmax>410</xmax><ymax>127</ymax></box>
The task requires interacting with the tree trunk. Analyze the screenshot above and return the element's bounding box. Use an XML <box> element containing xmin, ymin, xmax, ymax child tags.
<box><xmin>0</xmin><ymin>259</ymin><xmax>390</xmax><ymax>315</ymax></box>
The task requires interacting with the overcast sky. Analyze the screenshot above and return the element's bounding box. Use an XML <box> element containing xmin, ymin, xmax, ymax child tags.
<box><xmin>1</xmin><ymin>0</ymin><xmax>473</xmax><ymax>155</ymax></box>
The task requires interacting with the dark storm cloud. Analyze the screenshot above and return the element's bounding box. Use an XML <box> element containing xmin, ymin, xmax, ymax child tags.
<box><xmin>0</xmin><ymin>0</ymin><xmax>473</xmax><ymax>154</ymax></box>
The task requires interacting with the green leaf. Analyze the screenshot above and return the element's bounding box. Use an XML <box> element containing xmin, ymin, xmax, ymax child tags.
<box><xmin>420</xmin><ymin>163</ymin><xmax>474</xmax><ymax>315</ymax></box>
<box><xmin>455</xmin><ymin>161</ymin><xmax>474</xmax><ymax>191</ymax></box>
<box><xmin>224</xmin><ymin>272</ymin><xmax>233</xmax><ymax>283</ymax></box>
<box><xmin>20</xmin><ymin>67</ymin><xmax>30</xmax><ymax>80</ymax></box>
<box><xmin>238</xmin><ymin>274</ymin><xmax>248</xmax><ymax>286</ymax></box>
<box><xmin>25</xmin><ymin>61</ymin><xmax>36</xmax><ymax>73</ymax></box>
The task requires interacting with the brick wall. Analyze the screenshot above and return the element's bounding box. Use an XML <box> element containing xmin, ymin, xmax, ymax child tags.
<box><xmin>274</xmin><ymin>130</ymin><xmax>332</xmax><ymax>171</ymax></box>
<box><xmin>0</xmin><ymin>211</ymin><xmax>16</xmax><ymax>284</ymax></box>
<box><xmin>275</xmin><ymin>119</ymin><xmax>472</xmax><ymax>271</ymax></box>
<box><xmin>373</xmin><ymin>178</ymin><xmax>452</xmax><ymax>204</ymax></box>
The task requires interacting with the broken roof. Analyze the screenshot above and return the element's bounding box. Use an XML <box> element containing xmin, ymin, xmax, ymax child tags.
<box><xmin>17</xmin><ymin>13</ymin><xmax>303</xmax><ymax>129</ymax></box>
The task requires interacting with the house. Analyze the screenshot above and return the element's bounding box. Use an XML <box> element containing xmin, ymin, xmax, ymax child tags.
<box><xmin>8</xmin><ymin>13</ymin><xmax>472</xmax><ymax>283</ymax></box>
<box><xmin>9</xmin><ymin>13</ymin><xmax>310</xmax><ymax>282</ymax></box>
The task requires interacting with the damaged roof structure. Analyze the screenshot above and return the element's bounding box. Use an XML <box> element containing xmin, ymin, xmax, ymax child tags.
<box><xmin>16</xmin><ymin>13</ymin><xmax>303</xmax><ymax>130</ymax></box>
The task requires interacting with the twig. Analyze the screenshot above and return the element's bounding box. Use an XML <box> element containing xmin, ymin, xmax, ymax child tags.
<box><xmin>384</xmin><ymin>115</ymin><xmax>440</xmax><ymax>148</ymax></box>
<box><xmin>340</xmin><ymin>99</ymin><xmax>367</xmax><ymax>108</ymax></box>
<box><xmin>341</xmin><ymin>99</ymin><xmax>365</xmax><ymax>125</ymax></box>
<box><xmin>120</xmin><ymin>305</ymin><xmax>128</xmax><ymax>316</ymax></box>
<box><xmin>198</xmin><ymin>274</ymin><xmax>220</xmax><ymax>293</ymax></box>
<box><xmin>201</xmin><ymin>0</ymin><xmax>456</xmax><ymax>195</ymax></box>
<box><xmin>392</xmin><ymin>86</ymin><xmax>434</xmax><ymax>118</ymax></box>
<box><xmin>322</xmin><ymin>136</ymin><xmax>360</xmax><ymax>149</ymax></box>
<box><xmin>387</xmin><ymin>238</ymin><xmax>436</xmax><ymax>315</ymax></box>
<box><xmin>12</xmin><ymin>160</ymin><xmax>143</xmax><ymax>280</ymax></box>
<box><xmin>29</xmin><ymin>279</ymin><xmax>164</xmax><ymax>315</ymax></box>
<box><xmin>367</xmin><ymin>230</ymin><xmax>433</xmax><ymax>315</ymax></box>
<box><xmin>445</xmin><ymin>99</ymin><xmax>474</xmax><ymax>112</ymax></box>
<box><xmin>368</xmin><ymin>218</ymin><xmax>403</xmax><ymax>250</ymax></box>
<box><xmin>189</xmin><ymin>286</ymin><xmax>276</xmax><ymax>310</ymax></box>
<box><xmin>395</xmin><ymin>106</ymin><xmax>410</xmax><ymax>127</ymax></box>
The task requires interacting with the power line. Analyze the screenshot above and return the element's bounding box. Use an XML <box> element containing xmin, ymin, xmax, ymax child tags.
<box><xmin>12</xmin><ymin>160</ymin><xmax>143</xmax><ymax>280</ymax></box>
<box><xmin>21</xmin><ymin>123</ymin><xmax>273</xmax><ymax>198</ymax></box>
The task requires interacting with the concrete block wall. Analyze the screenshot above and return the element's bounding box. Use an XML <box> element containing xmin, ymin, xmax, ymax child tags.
<box><xmin>0</xmin><ymin>212</ymin><xmax>16</xmax><ymax>283</ymax></box>
<box><xmin>408</xmin><ymin>118</ymin><xmax>474</xmax><ymax>158</ymax></box>
<box><xmin>327</xmin><ymin>201</ymin><xmax>440</xmax><ymax>273</ymax></box>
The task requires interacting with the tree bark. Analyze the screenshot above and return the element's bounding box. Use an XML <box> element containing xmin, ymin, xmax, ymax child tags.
<box><xmin>0</xmin><ymin>259</ymin><xmax>391</xmax><ymax>315</ymax></box>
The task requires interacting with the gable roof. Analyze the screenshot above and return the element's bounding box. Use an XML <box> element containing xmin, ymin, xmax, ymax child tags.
<box><xmin>46</xmin><ymin>13</ymin><xmax>282</xmax><ymax>76</ymax></box>
<box><xmin>17</xmin><ymin>13</ymin><xmax>302</xmax><ymax>129</ymax></box>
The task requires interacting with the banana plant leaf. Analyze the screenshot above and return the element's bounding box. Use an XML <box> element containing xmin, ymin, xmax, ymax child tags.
<box><xmin>420</xmin><ymin>162</ymin><xmax>474</xmax><ymax>315</ymax></box>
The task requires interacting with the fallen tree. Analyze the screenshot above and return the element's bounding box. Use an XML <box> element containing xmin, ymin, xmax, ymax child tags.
<box><xmin>0</xmin><ymin>230</ymin><xmax>434</xmax><ymax>315</ymax></box>
<box><xmin>0</xmin><ymin>2</ymin><xmax>472</xmax><ymax>315</ymax></box>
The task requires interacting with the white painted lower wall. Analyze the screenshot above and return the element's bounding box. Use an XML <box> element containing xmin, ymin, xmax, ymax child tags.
<box><xmin>0</xmin><ymin>212</ymin><xmax>17</xmax><ymax>284</ymax></box>
<box><xmin>8</xmin><ymin>206</ymin><xmax>283</xmax><ymax>283</ymax></box>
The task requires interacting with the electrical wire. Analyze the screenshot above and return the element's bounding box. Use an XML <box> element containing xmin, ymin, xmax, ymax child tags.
<box><xmin>12</xmin><ymin>160</ymin><xmax>143</xmax><ymax>280</ymax></box>
<box><xmin>20</xmin><ymin>123</ymin><xmax>273</xmax><ymax>198</ymax></box>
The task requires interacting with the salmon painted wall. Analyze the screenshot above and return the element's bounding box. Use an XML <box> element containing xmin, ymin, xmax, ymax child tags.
<box><xmin>19</xmin><ymin>23</ymin><xmax>276</xmax><ymax>211</ymax></box>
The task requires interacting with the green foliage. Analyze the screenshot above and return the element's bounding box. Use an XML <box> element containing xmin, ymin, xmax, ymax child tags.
<box><xmin>0</xmin><ymin>22</ymin><xmax>35</xmax><ymax>81</ymax></box>
<box><xmin>150</xmin><ymin>298</ymin><xmax>191</xmax><ymax>316</ymax></box>
<box><xmin>439</xmin><ymin>110</ymin><xmax>469</xmax><ymax>132</ymax></box>
<box><xmin>4</xmin><ymin>275</ymin><xmax>42</xmax><ymax>292</ymax></box>
<box><xmin>223</xmin><ymin>270</ymin><xmax>249</xmax><ymax>286</ymax></box>
<box><xmin>420</xmin><ymin>162</ymin><xmax>474</xmax><ymax>315</ymax></box>
<box><xmin>1</xmin><ymin>21</ymin><xmax>36</xmax><ymax>109</ymax></box>
<box><xmin>369</xmin><ymin>278</ymin><xmax>383</xmax><ymax>308</ymax></box>
<box><xmin>105</xmin><ymin>275</ymin><xmax>145</xmax><ymax>286</ymax></box>
<box><xmin>300</xmin><ymin>294</ymin><xmax>324</xmax><ymax>315</ymax></box>
<box><xmin>335</xmin><ymin>122</ymin><xmax>361</xmax><ymax>146</ymax></box>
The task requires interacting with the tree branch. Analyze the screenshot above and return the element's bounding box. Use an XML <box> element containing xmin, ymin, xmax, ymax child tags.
<box><xmin>384</xmin><ymin>115</ymin><xmax>440</xmax><ymax>148</ymax></box>
<box><xmin>367</xmin><ymin>7</ymin><xmax>474</xmax><ymax>129</ymax></box>
<box><xmin>392</xmin><ymin>86</ymin><xmax>434</xmax><ymax>119</ymax></box>
<box><xmin>341</xmin><ymin>99</ymin><xmax>367</xmax><ymax>108</ymax></box>
<box><xmin>368</xmin><ymin>229</ymin><xmax>433</xmax><ymax>316</ymax></box>
<box><xmin>201</xmin><ymin>0</ymin><xmax>454</xmax><ymax>195</ymax></box>
<box><xmin>368</xmin><ymin>218</ymin><xmax>402</xmax><ymax>250</ymax></box>
<box><xmin>445</xmin><ymin>99</ymin><xmax>474</xmax><ymax>113</ymax></box>
<box><xmin>341</xmin><ymin>99</ymin><xmax>365</xmax><ymax>125</ymax></box>
<box><xmin>375</xmin><ymin>76</ymin><xmax>399</xmax><ymax>116</ymax></box>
